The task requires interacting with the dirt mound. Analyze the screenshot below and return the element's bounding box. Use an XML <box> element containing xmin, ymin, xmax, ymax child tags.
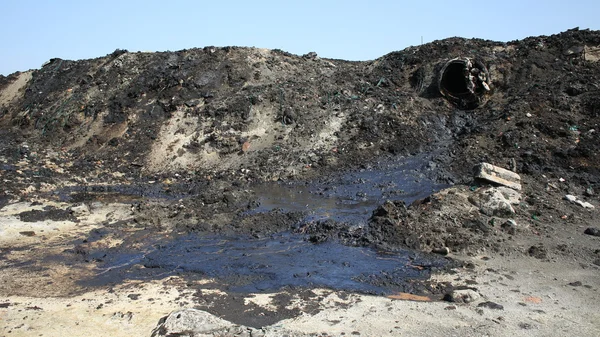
<box><xmin>1</xmin><ymin>28</ymin><xmax>600</xmax><ymax>259</ymax></box>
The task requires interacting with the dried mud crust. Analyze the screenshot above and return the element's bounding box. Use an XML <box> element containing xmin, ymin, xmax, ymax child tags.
<box><xmin>0</xmin><ymin>28</ymin><xmax>599</xmax><ymax>261</ymax></box>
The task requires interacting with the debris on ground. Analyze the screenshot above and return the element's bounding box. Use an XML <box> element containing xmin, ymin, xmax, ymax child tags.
<box><xmin>474</xmin><ymin>163</ymin><xmax>522</xmax><ymax>191</ymax></box>
<box><xmin>564</xmin><ymin>194</ymin><xmax>595</xmax><ymax>209</ymax></box>
<box><xmin>1</xmin><ymin>28</ymin><xmax>600</xmax><ymax>337</ymax></box>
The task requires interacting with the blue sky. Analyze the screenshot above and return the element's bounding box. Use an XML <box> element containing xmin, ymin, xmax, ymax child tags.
<box><xmin>1</xmin><ymin>0</ymin><xmax>598</xmax><ymax>75</ymax></box>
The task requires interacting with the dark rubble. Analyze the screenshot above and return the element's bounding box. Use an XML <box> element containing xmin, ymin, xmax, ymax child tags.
<box><xmin>1</xmin><ymin>28</ymin><xmax>599</xmax><ymax>259</ymax></box>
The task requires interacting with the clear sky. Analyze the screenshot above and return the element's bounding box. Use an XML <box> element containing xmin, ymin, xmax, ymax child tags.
<box><xmin>1</xmin><ymin>0</ymin><xmax>598</xmax><ymax>75</ymax></box>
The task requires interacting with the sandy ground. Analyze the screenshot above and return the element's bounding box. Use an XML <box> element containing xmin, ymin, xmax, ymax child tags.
<box><xmin>1</xmin><ymin>199</ymin><xmax>598</xmax><ymax>337</ymax></box>
<box><xmin>0</xmin><ymin>72</ymin><xmax>32</xmax><ymax>107</ymax></box>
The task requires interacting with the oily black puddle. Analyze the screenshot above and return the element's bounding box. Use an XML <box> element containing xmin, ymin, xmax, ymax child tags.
<box><xmin>51</xmin><ymin>183</ymin><xmax>189</xmax><ymax>203</ymax></box>
<box><xmin>60</xmin><ymin>230</ymin><xmax>451</xmax><ymax>295</ymax></box>
<box><xmin>45</xmin><ymin>153</ymin><xmax>452</xmax><ymax>295</ymax></box>
<box><xmin>249</xmin><ymin>153</ymin><xmax>448</xmax><ymax>222</ymax></box>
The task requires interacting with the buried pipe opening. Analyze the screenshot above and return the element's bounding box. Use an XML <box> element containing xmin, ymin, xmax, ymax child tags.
<box><xmin>439</xmin><ymin>58</ymin><xmax>491</xmax><ymax>109</ymax></box>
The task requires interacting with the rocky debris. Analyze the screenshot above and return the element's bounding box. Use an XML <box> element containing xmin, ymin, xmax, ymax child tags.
<box><xmin>432</xmin><ymin>247</ymin><xmax>450</xmax><ymax>255</ymax></box>
<box><xmin>584</xmin><ymin>227</ymin><xmax>600</xmax><ymax>237</ymax></box>
<box><xmin>564</xmin><ymin>195</ymin><xmax>595</xmax><ymax>209</ymax></box>
<box><xmin>151</xmin><ymin>309</ymin><xmax>277</xmax><ymax>337</ymax></box>
<box><xmin>501</xmin><ymin>219</ymin><xmax>517</xmax><ymax>235</ymax></box>
<box><xmin>584</xmin><ymin>186</ymin><xmax>595</xmax><ymax>197</ymax></box>
<box><xmin>468</xmin><ymin>187</ymin><xmax>518</xmax><ymax>217</ymax></box>
<box><xmin>477</xmin><ymin>301</ymin><xmax>504</xmax><ymax>310</ymax></box>
<box><xmin>151</xmin><ymin>309</ymin><xmax>238</xmax><ymax>337</ymax></box>
<box><xmin>474</xmin><ymin>163</ymin><xmax>522</xmax><ymax>191</ymax></box>
<box><xmin>69</xmin><ymin>203</ymin><xmax>90</xmax><ymax>216</ymax></box>
<box><xmin>0</xmin><ymin>28</ymin><xmax>599</xmax><ymax>285</ymax></box>
<box><xmin>443</xmin><ymin>289</ymin><xmax>481</xmax><ymax>303</ymax></box>
<box><xmin>496</xmin><ymin>187</ymin><xmax>522</xmax><ymax>205</ymax></box>
<box><xmin>1</xmin><ymin>29</ymin><xmax>600</xmax><ymax>337</ymax></box>
<box><xmin>584</xmin><ymin>45</ymin><xmax>600</xmax><ymax>62</ymax></box>
<box><xmin>528</xmin><ymin>244</ymin><xmax>548</xmax><ymax>259</ymax></box>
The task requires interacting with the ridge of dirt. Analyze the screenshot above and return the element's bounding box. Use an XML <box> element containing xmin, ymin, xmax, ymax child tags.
<box><xmin>1</xmin><ymin>26</ymin><xmax>599</xmax><ymax>262</ymax></box>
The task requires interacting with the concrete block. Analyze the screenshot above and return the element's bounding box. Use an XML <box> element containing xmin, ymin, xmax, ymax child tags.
<box><xmin>475</xmin><ymin>163</ymin><xmax>521</xmax><ymax>190</ymax></box>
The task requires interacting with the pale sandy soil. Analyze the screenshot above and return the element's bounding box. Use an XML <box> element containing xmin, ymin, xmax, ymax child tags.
<box><xmin>1</xmin><ymin>199</ymin><xmax>599</xmax><ymax>337</ymax></box>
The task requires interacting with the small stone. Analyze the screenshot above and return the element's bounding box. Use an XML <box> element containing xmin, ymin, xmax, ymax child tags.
<box><xmin>584</xmin><ymin>227</ymin><xmax>600</xmax><ymax>237</ymax></box>
<box><xmin>501</xmin><ymin>220</ymin><xmax>517</xmax><ymax>235</ymax></box>
<box><xmin>478</xmin><ymin>301</ymin><xmax>504</xmax><ymax>310</ymax></box>
<box><xmin>565</xmin><ymin>195</ymin><xmax>595</xmax><ymax>209</ymax></box>
<box><xmin>443</xmin><ymin>289</ymin><xmax>480</xmax><ymax>303</ymax></box>
<box><xmin>585</xmin><ymin>186</ymin><xmax>595</xmax><ymax>196</ymax></box>
<box><xmin>568</xmin><ymin>281</ymin><xmax>583</xmax><ymax>287</ymax></box>
<box><xmin>497</xmin><ymin>187</ymin><xmax>522</xmax><ymax>205</ymax></box>
<box><xmin>249</xmin><ymin>328</ymin><xmax>265</xmax><ymax>337</ymax></box>
<box><xmin>70</xmin><ymin>204</ymin><xmax>90</xmax><ymax>216</ymax></box>
<box><xmin>528</xmin><ymin>244</ymin><xmax>547</xmax><ymax>259</ymax></box>
<box><xmin>468</xmin><ymin>187</ymin><xmax>515</xmax><ymax>217</ymax></box>
<box><xmin>151</xmin><ymin>309</ymin><xmax>235</xmax><ymax>336</ymax></box>
<box><xmin>432</xmin><ymin>247</ymin><xmax>450</xmax><ymax>255</ymax></box>
<box><xmin>127</xmin><ymin>294</ymin><xmax>140</xmax><ymax>300</ymax></box>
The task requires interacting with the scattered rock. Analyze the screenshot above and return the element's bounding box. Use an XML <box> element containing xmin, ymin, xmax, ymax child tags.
<box><xmin>568</xmin><ymin>281</ymin><xmax>583</xmax><ymax>287</ymax></box>
<box><xmin>127</xmin><ymin>294</ymin><xmax>140</xmax><ymax>300</ymax></box>
<box><xmin>474</xmin><ymin>163</ymin><xmax>522</xmax><ymax>191</ymax></box>
<box><xmin>584</xmin><ymin>186</ymin><xmax>595</xmax><ymax>196</ymax></box>
<box><xmin>19</xmin><ymin>231</ymin><xmax>36</xmax><ymax>237</ymax></box>
<box><xmin>151</xmin><ymin>309</ymin><xmax>236</xmax><ymax>337</ymax></box>
<box><xmin>497</xmin><ymin>187</ymin><xmax>522</xmax><ymax>205</ymax></box>
<box><xmin>584</xmin><ymin>227</ymin><xmax>600</xmax><ymax>237</ymax></box>
<box><xmin>443</xmin><ymin>289</ymin><xmax>481</xmax><ymax>303</ymax></box>
<box><xmin>564</xmin><ymin>195</ymin><xmax>595</xmax><ymax>209</ymax></box>
<box><xmin>70</xmin><ymin>204</ymin><xmax>90</xmax><ymax>216</ymax></box>
<box><xmin>528</xmin><ymin>244</ymin><xmax>547</xmax><ymax>259</ymax></box>
<box><xmin>585</xmin><ymin>45</ymin><xmax>600</xmax><ymax>62</ymax></box>
<box><xmin>432</xmin><ymin>247</ymin><xmax>450</xmax><ymax>255</ymax></box>
<box><xmin>501</xmin><ymin>220</ymin><xmax>517</xmax><ymax>235</ymax></box>
<box><xmin>302</xmin><ymin>51</ymin><xmax>318</xmax><ymax>59</ymax></box>
<box><xmin>468</xmin><ymin>187</ymin><xmax>516</xmax><ymax>217</ymax></box>
<box><xmin>477</xmin><ymin>301</ymin><xmax>504</xmax><ymax>310</ymax></box>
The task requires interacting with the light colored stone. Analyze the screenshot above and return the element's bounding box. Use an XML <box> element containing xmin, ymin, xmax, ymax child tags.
<box><xmin>151</xmin><ymin>309</ymin><xmax>234</xmax><ymax>337</ymax></box>
<box><xmin>497</xmin><ymin>186</ymin><xmax>522</xmax><ymax>205</ymax></box>
<box><xmin>565</xmin><ymin>195</ymin><xmax>595</xmax><ymax>209</ymax></box>
<box><xmin>584</xmin><ymin>45</ymin><xmax>600</xmax><ymax>62</ymax></box>
<box><xmin>475</xmin><ymin>163</ymin><xmax>522</xmax><ymax>190</ymax></box>
<box><xmin>446</xmin><ymin>289</ymin><xmax>481</xmax><ymax>303</ymax></box>
<box><xmin>70</xmin><ymin>203</ymin><xmax>90</xmax><ymax>216</ymax></box>
<box><xmin>469</xmin><ymin>187</ymin><xmax>515</xmax><ymax>217</ymax></box>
